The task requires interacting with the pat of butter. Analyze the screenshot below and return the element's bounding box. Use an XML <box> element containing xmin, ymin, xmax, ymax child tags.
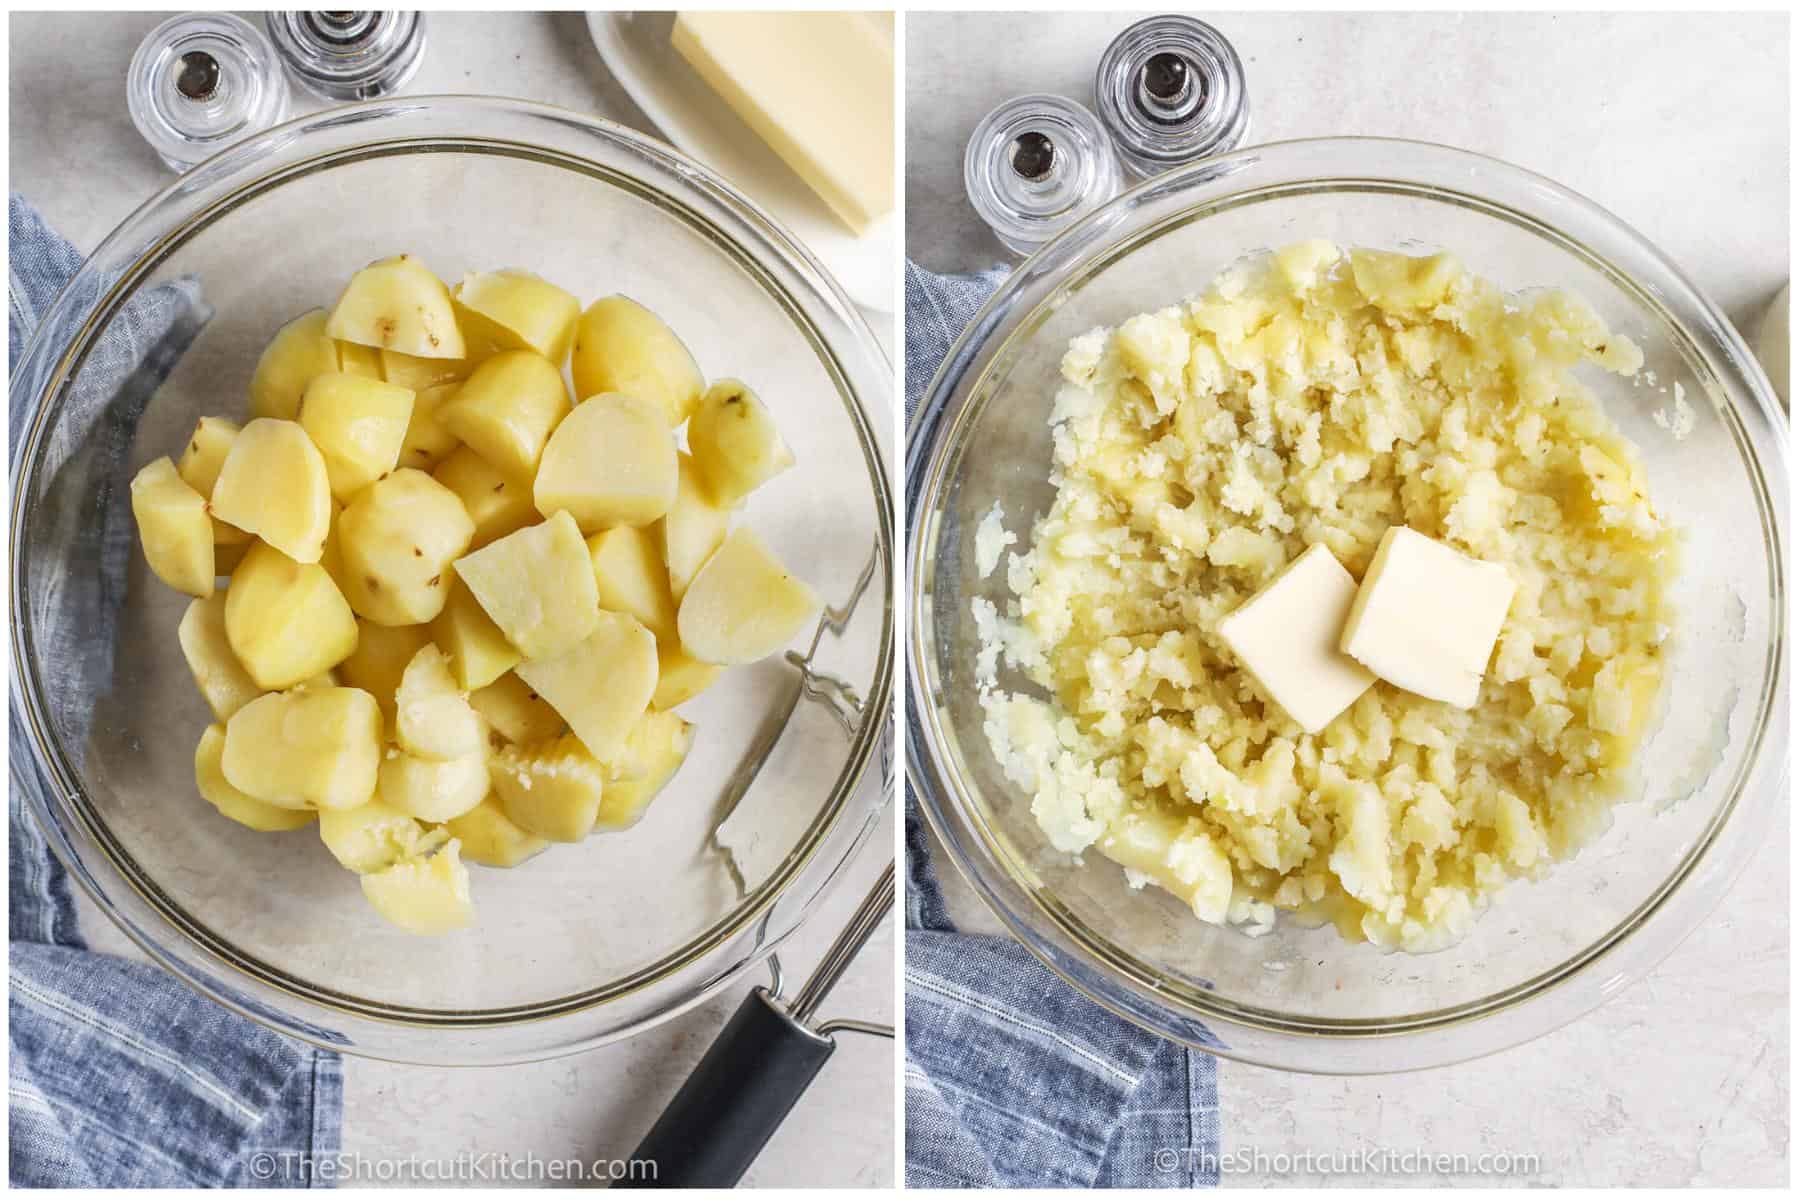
<box><xmin>671</xmin><ymin>11</ymin><xmax>894</xmax><ymax>235</ymax></box>
<box><xmin>1217</xmin><ymin>543</ymin><xmax>1375</xmax><ymax>734</ymax></box>
<box><xmin>1341</xmin><ymin>526</ymin><xmax>1516</xmax><ymax>708</ymax></box>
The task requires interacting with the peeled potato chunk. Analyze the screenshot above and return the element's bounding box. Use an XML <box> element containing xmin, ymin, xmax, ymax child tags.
<box><xmin>677</xmin><ymin>528</ymin><xmax>819</xmax><ymax>666</ymax></box>
<box><xmin>381</xmin><ymin>347</ymin><xmax>476</xmax><ymax>392</ymax></box>
<box><xmin>446</xmin><ymin>795</ymin><xmax>550</xmax><ymax>867</ymax></box>
<box><xmin>130</xmin><ymin>457</ymin><xmax>214</xmax><ymax>597</ymax></box>
<box><xmin>395</xmin><ymin>644</ymin><xmax>485</xmax><ymax>761</ymax></box>
<box><xmin>687</xmin><ymin>379</ymin><xmax>795</xmax><ymax>505</ymax></box>
<box><xmin>222</xmin><ymin>686</ymin><xmax>382</xmax><ymax>810</ymax></box>
<box><xmin>453</xmin><ymin>510</ymin><xmax>599</xmax><ymax>660</ymax></box>
<box><xmin>515</xmin><ymin>611</ymin><xmax>658</xmax><ymax>762</ymax></box>
<box><xmin>378</xmin><ymin>749</ymin><xmax>490</xmax><ymax>822</ymax></box>
<box><xmin>209</xmin><ymin>418</ymin><xmax>333</xmax><ymax>563</ymax></box>
<box><xmin>179</xmin><ymin>594</ymin><xmax>262</xmax><ymax>721</ymax></box>
<box><xmin>251</xmin><ymin>309</ymin><xmax>343</xmax><ymax>420</ymax></box>
<box><xmin>318</xmin><ymin>799</ymin><xmax>439</xmax><ymax>874</ymax></box>
<box><xmin>588</xmin><ymin>524</ymin><xmax>678</xmax><ymax>645</ymax></box>
<box><xmin>361</xmin><ymin>840</ymin><xmax>474</xmax><ymax>934</ymax></box>
<box><xmin>196</xmin><ymin>724</ymin><xmax>317</xmax><ymax>832</ymax></box>
<box><xmin>326</xmin><ymin>254</ymin><xmax>466</xmax><ymax>359</ymax></box>
<box><xmin>337</xmin><ymin>469</ymin><xmax>475</xmax><ymax>625</ymax></box>
<box><xmin>398</xmin><ymin>381</ymin><xmax>463</xmax><ymax>471</ymax></box>
<box><xmin>437</xmin><ymin>350</ymin><xmax>571</xmax><ymax>480</ymax></box>
<box><xmin>570</xmin><ymin>295</ymin><xmax>704</xmax><ymax>425</ymax></box>
<box><xmin>491</xmin><ymin>735</ymin><xmax>608</xmax><ymax>842</ymax></box>
<box><xmin>176</xmin><ymin>416</ymin><xmax>252</xmax><ymax>547</ymax></box>
<box><xmin>534</xmin><ymin>393</ymin><xmax>677</xmax><ymax>533</ymax></box>
<box><xmin>336</xmin><ymin>621</ymin><xmax>432</xmax><ymax>731</ymax></box>
<box><xmin>652</xmin><ymin>643</ymin><xmax>724</xmax><ymax>711</ymax></box>
<box><xmin>454</xmin><ymin>269</ymin><xmax>581</xmax><ymax>364</ymax></box>
<box><xmin>431</xmin><ymin>577</ymin><xmax>521</xmax><ymax>691</ymax></box>
<box><xmin>661</xmin><ymin>453</ymin><xmax>731</xmax><ymax>600</ymax></box>
<box><xmin>225</xmin><ymin>542</ymin><xmax>359</xmax><ymax>689</ymax></box>
<box><xmin>469</xmin><ymin>672</ymin><xmax>566</xmax><ymax>745</ymax></box>
<box><xmin>596</xmin><ymin>710</ymin><xmax>694</xmax><ymax>831</ymax></box>
<box><xmin>431</xmin><ymin>445</ymin><xmax>536</xmax><ymax>549</ymax></box>
<box><xmin>297</xmin><ymin>371</ymin><xmax>415</xmax><ymax>500</ymax></box>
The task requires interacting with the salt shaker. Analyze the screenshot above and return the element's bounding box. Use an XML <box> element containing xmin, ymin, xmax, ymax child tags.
<box><xmin>265</xmin><ymin>11</ymin><xmax>427</xmax><ymax>102</ymax></box>
<box><xmin>1093</xmin><ymin>15</ymin><xmax>1250</xmax><ymax>179</ymax></box>
<box><xmin>963</xmin><ymin>94</ymin><xmax>1123</xmax><ymax>257</ymax></box>
<box><xmin>127</xmin><ymin>13</ymin><xmax>291</xmax><ymax>173</ymax></box>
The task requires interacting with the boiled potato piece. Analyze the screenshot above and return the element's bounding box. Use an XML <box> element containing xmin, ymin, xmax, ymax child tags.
<box><xmin>195</xmin><ymin>724</ymin><xmax>316</xmax><ymax>832</ymax></box>
<box><xmin>377</xmin><ymin>750</ymin><xmax>489</xmax><ymax>822</ymax></box>
<box><xmin>430</xmin><ymin>577</ymin><xmax>521</xmax><ymax>691</ymax></box>
<box><xmin>336</xmin><ymin>621</ymin><xmax>432</xmax><ymax>731</ymax></box>
<box><xmin>178</xmin><ymin>594</ymin><xmax>262</xmax><ymax>721</ymax></box>
<box><xmin>398</xmin><ymin>382</ymin><xmax>463</xmax><ymax>471</ymax></box>
<box><xmin>394</xmin><ymin>644</ymin><xmax>485</xmax><ymax>761</ymax></box>
<box><xmin>431</xmin><ymin>445</ymin><xmax>536</xmax><ymax>549</ymax></box>
<box><xmin>225</xmin><ymin>542</ymin><xmax>359</xmax><ymax>689</ymax></box>
<box><xmin>222</xmin><ymin>686</ymin><xmax>382</xmax><ymax>810</ymax></box>
<box><xmin>215</xmin><ymin>540</ymin><xmax>252</xmax><ymax>576</ymax></box>
<box><xmin>469</xmin><ymin>672</ymin><xmax>566</xmax><ymax>745</ymax></box>
<box><xmin>534</xmin><ymin>393</ymin><xmax>677</xmax><ymax>532</ymax></box>
<box><xmin>570</xmin><ymin>295</ymin><xmax>704</xmax><ymax>424</ymax></box>
<box><xmin>176</xmin><ymin>416</ymin><xmax>252</xmax><ymax>546</ymax></box>
<box><xmin>652</xmin><ymin>643</ymin><xmax>723</xmax><ymax>711</ymax></box>
<box><xmin>250</xmin><ymin>309</ymin><xmax>340</xmax><ymax>420</ymax></box>
<box><xmin>297</xmin><ymin>372</ymin><xmax>415</xmax><ymax>500</ymax></box>
<box><xmin>676</xmin><ymin>528</ymin><xmax>819</xmax><ymax>666</ymax></box>
<box><xmin>661</xmin><ymin>452</ymin><xmax>731</xmax><ymax>600</ymax></box>
<box><xmin>453</xmin><ymin>510</ymin><xmax>598</xmax><ymax>660</ymax></box>
<box><xmin>445</xmin><ymin>795</ymin><xmax>550</xmax><ymax>867</ymax></box>
<box><xmin>515</xmin><ymin>611</ymin><xmax>658</xmax><ymax>762</ymax></box>
<box><xmin>596</xmin><ymin>710</ymin><xmax>694</xmax><ymax>831</ymax></box>
<box><xmin>318</xmin><ymin>799</ymin><xmax>438</xmax><ymax>874</ymax></box>
<box><xmin>454</xmin><ymin>270</ymin><xmax>581</xmax><ymax>364</ymax></box>
<box><xmin>337</xmin><ymin>469</ymin><xmax>475</xmax><ymax>625</ymax></box>
<box><xmin>588</xmin><ymin>524</ymin><xmax>678</xmax><ymax>644</ymax></box>
<box><xmin>491</xmin><ymin>735</ymin><xmax>607</xmax><ymax>842</ymax></box>
<box><xmin>361</xmin><ymin>840</ymin><xmax>473</xmax><ymax>934</ymax></box>
<box><xmin>209</xmin><ymin>418</ymin><xmax>333</xmax><ymax>563</ymax></box>
<box><xmin>326</xmin><ymin>254</ymin><xmax>466</xmax><ymax>359</ymax></box>
<box><xmin>437</xmin><ymin>350</ymin><xmax>570</xmax><ymax>480</ymax></box>
<box><xmin>381</xmin><ymin>348</ymin><xmax>476</xmax><ymax>391</ymax></box>
<box><xmin>130</xmin><ymin>457</ymin><xmax>214</xmax><ymax>596</ymax></box>
<box><xmin>687</xmin><ymin>379</ymin><xmax>795</xmax><ymax>505</ymax></box>
<box><xmin>338</xmin><ymin>341</ymin><xmax>383</xmax><ymax>380</ymax></box>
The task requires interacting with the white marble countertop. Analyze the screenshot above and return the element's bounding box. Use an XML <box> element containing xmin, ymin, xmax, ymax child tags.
<box><xmin>11</xmin><ymin>11</ymin><xmax>894</xmax><ymax>1189</ymax></box>
<box><xmin>908</xmin><ymin>10</ymin><xmax>1788</xmax><ymax>1188</ymax></box>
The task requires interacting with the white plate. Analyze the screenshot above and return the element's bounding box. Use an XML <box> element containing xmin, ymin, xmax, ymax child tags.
<box><xmin>588</xmin><ymin>10</ymin><xmax>895</xmax><ymax>314</ymax></box>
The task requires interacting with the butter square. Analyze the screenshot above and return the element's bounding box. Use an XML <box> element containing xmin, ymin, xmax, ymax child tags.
<box><xmin>1340</xmin><ymin>526</ymin><xmax>1517</xmax><ymax>708</ymax></box>
<box><xmin>1217</xmin><ymin>543</ymin><xmax>1375</xmax><ymax>734</ymax></box>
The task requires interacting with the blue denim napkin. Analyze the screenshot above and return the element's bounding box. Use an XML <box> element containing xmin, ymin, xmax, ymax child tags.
<box><xmin>902</xmin><ymin>259</ymin><xmax>1221</xmax><ymax>1189</ymax></box>
<box><xmin>8</xmin><ymin>192</ymin><xmax>343</xmax><ymax>1188</ymax></box>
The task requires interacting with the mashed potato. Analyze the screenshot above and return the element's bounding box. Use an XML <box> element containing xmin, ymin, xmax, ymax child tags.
<box><xmin>974</xmin><ymin>241</ymin><xmax>1679</xmax><ymax>952</ymax></box>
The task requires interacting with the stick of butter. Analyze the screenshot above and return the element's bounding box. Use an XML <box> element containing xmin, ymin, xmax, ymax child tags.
<box><xmin>1340</xmin><ymin>526</ymin><xmax>1516</xmax><ymax>708</ymax></box>
<box><xmin>1217</xmin><ymin>543</ymin><xmax>1375</xmax><ymax>735</ymax></box>
<box><xmin>671</xmin><ymin>11</ymin><xmax>894</xmax><ymax>235</ymax></box>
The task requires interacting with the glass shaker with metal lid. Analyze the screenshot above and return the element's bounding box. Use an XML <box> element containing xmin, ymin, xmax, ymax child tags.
<box><xmin>963</xmin><ymin>93</ymin><xmax>1123</xmax><ymax>257</ymax></box>
<box><xmin>1094</xmin><ymin>14</ymin><xmax>1250</xmax><ymax>179</ymax></box>
<box><xmin>126</xmin><ymin>12</ymin><xmax>291</xmax><ymax>173</ymax></box>
<box><xmin>265</xmin><ymin>11</ymin><xmax>428</xmax><ymax>102</ymax></box>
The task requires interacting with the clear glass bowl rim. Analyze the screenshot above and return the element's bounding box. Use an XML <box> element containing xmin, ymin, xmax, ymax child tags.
<box><xmin>906</xmin><ymin>135</ymin><xmax>1788</xmax><ymax>1073</ymax></box>
<box><xmin>9</xmin><ymin>95</ymin><xmax>895</xmax><ymax>1064</ymax></box>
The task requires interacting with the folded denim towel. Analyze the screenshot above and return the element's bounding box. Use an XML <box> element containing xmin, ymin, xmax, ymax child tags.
<box><xmin>8</xmin><ymin>192</ymin><xmax>343</xmax><ymax>1188</ymax></box>
<box><xmin>902</xmin><ymin>259</ymin><xmax>1220</xmax><ymax>1189</ymax></box>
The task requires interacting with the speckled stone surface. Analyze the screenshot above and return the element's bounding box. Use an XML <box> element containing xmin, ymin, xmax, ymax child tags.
<box><xmin>11</xmin><ymin>11</ymin><xmax>894</xmax><ymax>1188</ymax></box>
<box><xmin>908</xmin><ymin>10</ymin><xmax>1787</xmax><ymax>1188</ymax></box>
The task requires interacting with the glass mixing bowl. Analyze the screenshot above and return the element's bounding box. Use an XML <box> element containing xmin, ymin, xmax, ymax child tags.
<box><xmin>907</xmin><ymin>138</ymin><xmax>1787</xmax><ymax>1073</ymax></box>
<box><xmin>10</xmin><ymin>98</ymin><xmax>893</xmax><ymax>1064</ymax></box>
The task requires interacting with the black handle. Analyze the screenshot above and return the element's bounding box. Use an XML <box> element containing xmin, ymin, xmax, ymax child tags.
<box><xmin>617</xmin><ymin>988</ymin><xmax>836</xmax><ymax>1188</ymax></box>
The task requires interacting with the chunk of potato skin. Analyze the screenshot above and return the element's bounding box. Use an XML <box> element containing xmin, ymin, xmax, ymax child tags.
<box><xmin>596</xmin><ymin>710</ymin><xmax>694</xmax><ymax>831</ymax></box>
<box><xmin>660</xmin><ymin>452</ymin><xmax>730</xmax><ymax>600</ymax></box>
<box><xmin>534</xmin><ymin>393</ymin><xmax>678</xmax><ymax>533</ymax></box>
<box><xmin>337</xmin><ymin>469</ymin><xmax>475</xmax><ymax>626</ymax></box>
<box><xmin>336</xmin><ymin>621</ymin><xmax>433</xmax><ymax>732</ymax></box>
<box><xmin>686</xmin><ymin>379</ymin><xmax>795</xmax><ymax>506</ymax></box>
<box><xmin>225</xmin><ymin>542</ymin><xmax>360</xmax><ymax>689</ymax></box>
<box><xmin>437</xmin><ymin>350</ymin><xmax>571</xmax><ymax>481</ymax></box>
<box><xmin>445</xmin><ymin>795</ymin><xmax>549</xmax><ymax>867</ymax></box>
<box><xmin>588</xmin><ymin>524</ymin><xmax>678</xmax><ymax>645</ymax></box>
<box><xmin>453</xmin><ymin>269</ymin><xmax>582</xmax><ymax>364</ymax></box>
<box><xmin>490</xmin><ymin>735</ymin><xmax>608</xmax><ymax>842</ymax></box>
<box><xmin>377</xmin><ymin>749</ymin><xmax>490</xmax><ymax>822</ymax></box>
<box><xmin>570</xmin><ymin>295</ymin><xmax>704</xmax><ymax>425</ymax></box>
<box><xmin>469</xmin><ymin>672</ymin><xmax>565</xmax><ymax>745</ymax></box>
<box><xmin>208</xmin><ymin>418</ymin><xmax>333</xmax><ymax>563</ymax></box>
<box><xmin>395</xmin><ymin>644</ymin><xmax>486</xmax><ymax>761</ymax></box>
<box><xmin>430</xmin><ymin>577</ymin><xmax>521</xmax><ymax>691</ymax></box>
<box><xmin>431</xmin><ymin>445</ymin><xmax>536</xmax><ymax>549</ymax></box>
<box><xmin>453</xmin><ymin>510</ymin><xmax>599</xmax><ymax>661</ymax></box>
<box><xmin>327</xmin><ymin>254</ymin><xmax>467</xmax><ymax>359</ymax></box>
<box><xmin>361</xmin><ymin>840</ymin><xmax>474</xmax><ymax>934</ymax></box>
<box><xmin>222</xmin><ymin>686</ymin><xmax>382</xmax><ymax>810</ymax></box>
<box><xmin>130</xmin><ymin>457</ymin><xmax>214</xmax><ymax>597</ymax></box>
<box><xmin>677</xmin><ymin>528</ymin><xmax>819</xmax><ymax>666</ymax></box>
<box><xmin>397</xmin><ymin>382</ymin><xmax>463</xmax><ymax>471</ymax></box>
<box><xmin>297</xmin><ymin>372</ymin><xmax>416</xmax><ymax>500</ymax></box>
<box><xmin>195</xmin><ymin>724</ymin><xmax>317</xmax><ymax>832</ymax></box>
<box><xmin>515</xmin><ymin>611</ymin><xmax>659</xmax><ymax>763</ymax></box>
<box><xmin>179</xmin><ymin>594</ymin><xmax>262</xmax><ymax>721</ymax></box>
<box><xmin>176</xmin><ymin>416</ymin><xmax>252</xmax><ymax>547</ymax></box>
<box><xmin>318</xmin><ymin>799</ymin><xmax>438</xmax><ymax>874</ymax></box>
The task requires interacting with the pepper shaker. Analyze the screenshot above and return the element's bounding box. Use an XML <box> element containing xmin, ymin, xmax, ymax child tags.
<box><xmin>963</xmin><ymin>94</ymin><xmax>1122</xmax><ymax>257</ymax></box>
<box><xmin>1094</xmin><ymin>15</ymin><xmax>1250</xmax><ymax>179</ymax></box>
<box><xmin>127</xmin><ymin>12</ymin><xmax>291</xmax><ymax>173</ymax></box>
<box><xmin>265</xmin><ymin>11</ymin><xmax>428</xmax><ymax>102</ymax></box>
